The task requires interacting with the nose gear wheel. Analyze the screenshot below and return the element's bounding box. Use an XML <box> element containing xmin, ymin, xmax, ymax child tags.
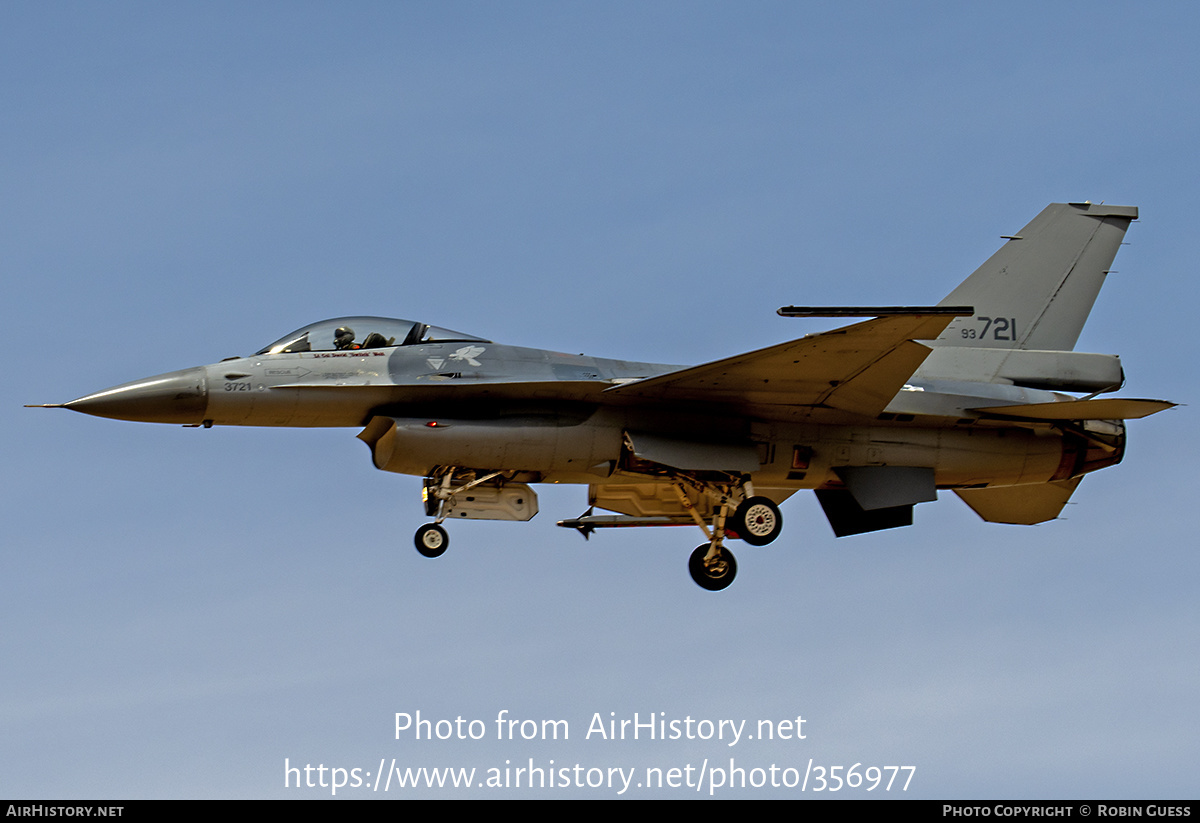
<box><xmin>414</xmin><ymin>523</ymin><xmax>449</xmax><ymax>558</ymax></box>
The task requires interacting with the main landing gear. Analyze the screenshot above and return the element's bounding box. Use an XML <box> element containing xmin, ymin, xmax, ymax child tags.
<box><xmin>732</xmin><ymin>496</ymin><xmax>783</xmax><ymax>546</ymax></box>
<box><xmin>671</xmin><ymin>479</ymin><xmax>782</xmax><ymax>591</ymax></box>
<box><xmin>690</xmin><ymin>544</ymin><xmax>737</xmax><ymax>591</ymax></box>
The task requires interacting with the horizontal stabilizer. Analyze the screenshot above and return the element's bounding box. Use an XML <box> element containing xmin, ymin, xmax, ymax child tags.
<box><xmin>955</xmin><ymin>478</ymin><xmax>1083</xmax><ymax>524</ymax></box>
<box><xmin>972</xmin><ymin>398</ymin><xmax>1175</xmax><ymax>421</ymax></box>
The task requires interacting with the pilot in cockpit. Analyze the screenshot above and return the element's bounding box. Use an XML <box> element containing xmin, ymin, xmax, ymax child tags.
<box><xmin>334</xmin><ymin>325</ymin><xmax>394</xmax><ymax>350</ymax></box>
<box><xmin>333</xmin><ymin>326</ymin><xmax>358</xmax><ymax>350</ymax></box>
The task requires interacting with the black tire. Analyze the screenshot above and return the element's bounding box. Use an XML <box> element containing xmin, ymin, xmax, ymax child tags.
<box><xmin>414</xmin><ymin>523</ymin><xmax>449</xmax><ymax>558</ymax></box>
<box><xmin>688</xmin><ymin>544</ymin><xmax>737</xmax><ymax>591</ymax></box>
<box><xmin>732</xmin><ymin>496</ymin><xmax>782</xmax><ymax>546</ymax></box>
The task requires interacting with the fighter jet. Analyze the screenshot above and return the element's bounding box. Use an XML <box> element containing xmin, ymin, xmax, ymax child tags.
<box><xmin>31</xmin><ymin>203</ymin><xmax>1173</xmax><ymax>590</ymax></box>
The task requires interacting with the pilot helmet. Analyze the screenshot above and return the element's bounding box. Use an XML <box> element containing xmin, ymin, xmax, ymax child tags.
<box><xmin>333</xmin><ymin>326</ymin><xmax>355</xmax><ymax>348</ymax></box>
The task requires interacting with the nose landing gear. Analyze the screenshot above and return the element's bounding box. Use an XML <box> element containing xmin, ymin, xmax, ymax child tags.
<box><xmin>414</xmin><ymin>523</ymin><xmax>449</xmax><ymax>558</ymax></box>
<box><xmin>412</xmin><ymin>468</ymin><xmax>503</xmax><ymax>559</ymax></box>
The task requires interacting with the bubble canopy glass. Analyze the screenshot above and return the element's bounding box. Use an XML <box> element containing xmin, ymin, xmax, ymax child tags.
<box><xmin>255</xmin><ymin>316</ymin><xmax>489</xmax><ymax>355</ymax></box>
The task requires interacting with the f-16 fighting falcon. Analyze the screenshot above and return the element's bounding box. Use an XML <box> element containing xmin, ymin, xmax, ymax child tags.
<box><xmin>31</xmin><ymin>203</ymin><xmax>1174</xmax><ymax>590</ymax></box>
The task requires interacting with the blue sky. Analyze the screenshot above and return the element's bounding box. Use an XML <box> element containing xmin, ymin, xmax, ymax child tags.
<box><xmin>4</xmin><ymin>1</ymin><xmax>1197</xmax><ymax>798</ymax></box>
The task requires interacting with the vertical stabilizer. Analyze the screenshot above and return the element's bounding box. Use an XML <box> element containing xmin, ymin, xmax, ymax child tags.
<box><xmin>935</xmin><ymin>203</ymin><xmax>1137</xmax><ymax>351</ymax></box>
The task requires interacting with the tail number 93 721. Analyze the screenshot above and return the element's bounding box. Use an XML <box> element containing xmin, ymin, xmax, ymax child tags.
<box><xmin>962</xmin><ymin>316</ymin><xmax>1017</xmax><ymax>341</ymax></box>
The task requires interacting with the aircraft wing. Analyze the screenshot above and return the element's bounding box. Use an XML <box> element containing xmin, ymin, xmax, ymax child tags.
<box><xmin>604</xmin><ymin>314</ymin><xmax>957</xmax><ymax>417</ymax></box>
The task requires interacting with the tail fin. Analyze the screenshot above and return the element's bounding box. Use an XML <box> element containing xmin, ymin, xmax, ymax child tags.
<box><xmin>936</xmin><ymin>203</ymin><xmax>1137</xmax><ymax>351</ymax></box>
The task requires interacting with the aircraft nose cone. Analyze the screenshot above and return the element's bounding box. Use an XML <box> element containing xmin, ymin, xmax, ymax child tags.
<box><xmin>64</xmin><ymin>367</ymin><xmax>209</xmax><ymax>424</ymax></box>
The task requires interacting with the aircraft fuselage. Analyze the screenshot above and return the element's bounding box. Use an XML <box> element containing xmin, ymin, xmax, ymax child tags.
<box><xmin>62</xmin><ymin>341</ymin><xmax>1122</xmax><ymax>499</ymax></box>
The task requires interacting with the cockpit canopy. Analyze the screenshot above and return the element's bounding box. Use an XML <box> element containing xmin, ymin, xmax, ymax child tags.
<box><xmin>255</xmin><ymin>316</ymin><xmax>490</xmax><ymax>355</ymax></box>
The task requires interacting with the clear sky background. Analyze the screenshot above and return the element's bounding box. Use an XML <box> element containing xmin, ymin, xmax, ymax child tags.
<box><xmin>4</xmin><ymin>1</ymin><xmax>1197</xmax><ymax>799</ymax></box>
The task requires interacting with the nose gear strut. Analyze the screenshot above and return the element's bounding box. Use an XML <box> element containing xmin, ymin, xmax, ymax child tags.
<box><xmin>413</xmin><ymin>468</ymin><xmax>507</xmax><ymax>558</ymax></box>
